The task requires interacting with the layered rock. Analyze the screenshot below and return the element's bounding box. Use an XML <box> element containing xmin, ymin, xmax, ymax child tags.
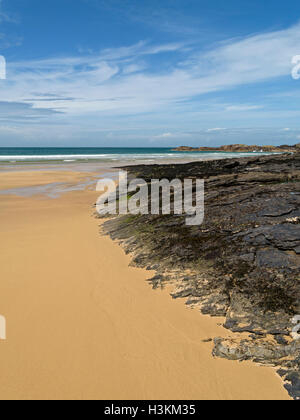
<box><xmin>99</xmin><ymin>152</ymin><xmax>300</xmax><ymax>399</ymax></box>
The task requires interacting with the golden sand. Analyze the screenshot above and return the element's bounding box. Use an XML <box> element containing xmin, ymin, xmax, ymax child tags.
<box><xmin>0</xmin><ymin>169</ymin><xmax>290</xmax><ymax>400</ymax></box>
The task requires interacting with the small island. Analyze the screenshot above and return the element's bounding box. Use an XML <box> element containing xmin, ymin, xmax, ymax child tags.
<box><xmin>172</xmin><ymin>143</ymin><xmax>300</xmax><ymax>153</ymax></box>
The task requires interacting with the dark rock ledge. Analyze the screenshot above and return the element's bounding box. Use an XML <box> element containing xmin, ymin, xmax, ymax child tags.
<box><xmin>97</xmin><ymin>152</ymin><xmax>300</xmax><ymax>400</ymax></box>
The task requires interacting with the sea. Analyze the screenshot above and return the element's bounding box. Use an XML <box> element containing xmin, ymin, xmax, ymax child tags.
<box><xmin>0</xmin><ymin>147</ymin><xmax>273</xmax><ymax>164</ymax></box>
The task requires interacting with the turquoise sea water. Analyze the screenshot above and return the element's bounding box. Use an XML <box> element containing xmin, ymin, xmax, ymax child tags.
<box><xmin>0</xmin><ymin>147</ymin><xmax>273</xmax><ymax>163</ymax></box>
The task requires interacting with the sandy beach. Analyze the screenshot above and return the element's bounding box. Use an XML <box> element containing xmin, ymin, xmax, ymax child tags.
<box><xmin>0</xmin><ymin>166</ymin><xmax>290</xmax><ymax>400</ymax></box>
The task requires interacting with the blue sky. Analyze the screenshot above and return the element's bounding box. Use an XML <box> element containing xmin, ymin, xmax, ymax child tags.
<box><xmin>0</xmin><ymin>0</ymin><xmax>300</xmax><ymax>146</ymax></box>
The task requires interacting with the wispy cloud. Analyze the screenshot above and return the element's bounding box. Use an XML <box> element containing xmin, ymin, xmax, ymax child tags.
<box><xmin>206</xmin><ymin>128</ymin><xmax>227</xmax><ymax>132</ymax></box>
<box><xmin>95</xmin><ymin>40</ymin><xmax>184</xmax><ymax>61</ymax></box>
<box><xmin>0</xmin><ymin>21</ymin><xmax>300</xmax><ymax>142</ymax></box>
<box><xmin>0</xmin><ymin>101</ymin><xmax>61</xmax><ymax>120</ymax></box>
<box><xmin>12</xmin><ymin>24</ymin><xmax>300</xmax><ymax>102</ymax></box>
<box><xmin>90</xmin><ymin>0</ymin><xmax>206</xmax><ymax>37</ymax></box>
<box><xmin>225</xmin><ymin>105</ymin><xmax>264</xmax><ymax>112</ymax></box>
<box><xmin>154</xmin><ymin>132</ymin><xmax>174</xmax><ymax>138</ymax></box>
<box><xmin>0</xmin><ymin>0</ymin><xmax>15</xmax><ymax>23</ymax></box>
<box><xmin>0</xmin><ymin>0</ymin><xmax>22</xmax><ymax>49</ymax></box>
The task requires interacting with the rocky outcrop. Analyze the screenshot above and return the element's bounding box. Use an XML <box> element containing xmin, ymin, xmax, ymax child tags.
<box><xmin>173</xmin><ymin>143</ymin><xmax>300</xmax><ymax>153</ymax></box>
<box><xmin>213</xmin><ymin>337</ymin><xmax>300</xmax><ymax>400</ymax></box>
<box><xmin>99</xmin><ymin>152</ymin><xmax>300</xmax><ymax>399</ymax></box>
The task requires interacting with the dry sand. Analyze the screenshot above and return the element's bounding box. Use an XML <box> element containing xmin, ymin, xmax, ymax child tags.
<box><xmin>0</xmin><ymin>169</ymin><xmax>290</xmax><ymax>400</ymax></box>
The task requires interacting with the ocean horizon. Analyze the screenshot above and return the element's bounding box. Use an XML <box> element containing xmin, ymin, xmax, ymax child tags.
<box><xmin>0</xmin><ymin>147</ymin><xmax>273</xmax><ymax>163</ymax></box>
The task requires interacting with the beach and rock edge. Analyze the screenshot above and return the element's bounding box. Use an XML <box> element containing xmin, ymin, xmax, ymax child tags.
<box><xmin>99</xmin><ymin>152</ymin><xmax>300</xmax><ymax>400</ymax></box>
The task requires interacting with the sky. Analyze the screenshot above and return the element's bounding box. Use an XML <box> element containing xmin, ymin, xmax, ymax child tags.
<box><xmin>0</xmin><ymin>0</ymin><xmax>300</xmax><ymax>147</ymax></box>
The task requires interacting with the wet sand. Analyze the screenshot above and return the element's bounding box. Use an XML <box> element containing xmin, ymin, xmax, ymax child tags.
<box><xmin>0</xmin><ymin>168</ymin><xmax>290</xmax><ymax>400</ymax></box>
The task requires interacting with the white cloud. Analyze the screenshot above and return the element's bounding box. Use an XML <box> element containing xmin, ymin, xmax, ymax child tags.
<box><xmin>154</xmin><ymin>132</ymin><xmax>174</xmax><ymax>138</ymax></box>
<box><xmin>122</xmin><ymin>63</ymin><xmax>146</xmax><ymax>74</ymax></box>
<box><xmin>207</xmin><ymin>128</ymin><xmax>226</xmax><ymax>132</ymax></box>
<box><xmin>1</xmin><ymin>22</ymin><xmax>300</xmax><ymax>126</ymax></box>
<box><xmin>93</xmin><ymin>41</ymin><xmax>184</xmax><ymax>61</ymax></box>
<box><xmin>225</xmin><ymin>105</ymin><xmax>264</xmax><ymax>112</ymax></box>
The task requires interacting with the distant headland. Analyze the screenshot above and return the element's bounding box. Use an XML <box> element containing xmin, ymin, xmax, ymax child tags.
<box><xmin>172</xmin><ymin>143</ymin><xmax>300</xmax><ymax>153</ymax></box>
